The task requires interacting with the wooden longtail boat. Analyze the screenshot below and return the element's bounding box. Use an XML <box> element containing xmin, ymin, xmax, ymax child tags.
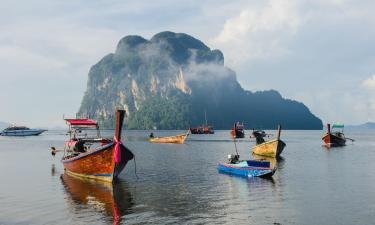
<box><xmin>230</xmin><ymin>122</ymin><xmax>245</xmax><ymax>138</ymax></box>
<box><xmin>322</xmin><ymin>123</ymin><xmax>346</xmax><ymax>147</ymax></box>
<box><xmin>218</xmin><ymin>160</ymin><xmax>276</xmax><ymax>178</ymax></box>
<box><xmin>58</xmin><ymin>110</ymin><xmax>134</xmax><ymax>182</ymax></box>
<box><xmin>149</xmin><ymin>131</ymin><xmax>189</xmax><ymax>144</ymax></box>
<box><xmin>60</xmin><ymin>173</ymin><xmax>133</xmax><ymax>225</ymax></box>
<box><xmin>252</xmin><ymin>125</ymin><xmax>286</xmax><ymax>158</ymax></box>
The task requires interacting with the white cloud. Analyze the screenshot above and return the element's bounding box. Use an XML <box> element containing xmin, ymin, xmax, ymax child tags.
<box><xmin>362</xmin><ymin>74</ymin><xmax>375</xmax><ymax>90</ymax></box>
<box><xmin>211</xmin><ymin>0</ymin><xmax>300</xmax><ymax>66</ymax></box>
<box><xmin>1</xmin><ymin>0</ymin><xmax>375</xmax><ymax>126</ymax></box>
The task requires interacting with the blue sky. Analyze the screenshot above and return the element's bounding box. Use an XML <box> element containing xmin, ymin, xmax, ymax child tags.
<box><xmin>1</xmin><ymin>0</ymin><xmax>375</xmax><ymax>127</ymax></box>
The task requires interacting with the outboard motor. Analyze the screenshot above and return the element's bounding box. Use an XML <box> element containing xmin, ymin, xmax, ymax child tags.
<box><xmin>228</xmin><ymin>154</ymin><xmax>240</xmax><ymax>164</ymax></box>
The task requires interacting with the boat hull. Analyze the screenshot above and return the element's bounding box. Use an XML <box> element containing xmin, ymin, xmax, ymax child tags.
<box><xmin>322</xmin><ymin>133</ymin><xmax>346</xmax><ymax>147</ymax></box>
<box><xmin>252</xmin><ymin>139</ymin><xmax>286</xmax><ymax>158</ymax></box>
<box><xmin>0</xmin><ymin>129</ymin><xmax>47</xmax><ymax>136</ymax></box>
<box><xmin>62</xmin><ymin>143</ymin><xmax>133</xmax><ymax>182</ymax></box>
<box><xmin>231</xmin><ymin>130</ymin><xmax>245</xmax><ymax>138</ymax></box>
<box><xmin>218</xmin><ymin>161</ymin><xmax>275</xmax><ymax>178</ymax></box>
<box><xmin>149</xmin><ymin>133</ymin><xmax>188</xmax><ymax>144</ymax></box>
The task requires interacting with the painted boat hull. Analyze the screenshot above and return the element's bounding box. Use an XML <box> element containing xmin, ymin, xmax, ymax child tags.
<box><xmin>149</xmin><ymin>133</ymin><xmax>188</xmax><ymax>144</ymax></box>
<box><xmin>62</xmin><ymin>143</ymin><xmax>134</xmax><ymax>182</ymax></box>
<box><xmin>252</xmin><ymin>139</ymin><xmax>286</xmax><ymax>158</ymax></box>
<box><xmin>218</xmin><ymin>161</ymin><xmax>275</xmax><ymax>178</ymax></box>
<box><xmin>231</xmin><ymin>129</ymin><xmax>245</xmax><ymax>138</ymax></box>
<box><xmin>189</xmin><ymin>127</ymin><xmax>214</xmax><ymax>134</ymax></box>
<box><xmin>0</xmin><ymin>129</ymin><xmax>47</xmax><ymax>136</ymax></box>
<box><xmin>322</xmin><ymin>133</ymin><xmax>346</xmax><ymax>147</ymax></box>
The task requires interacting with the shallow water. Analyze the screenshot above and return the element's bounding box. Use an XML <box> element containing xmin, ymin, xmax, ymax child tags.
<box><xmin>0</xmin><ymin>130</ymin><xmax>374</xmax><ymax>225</ymax></box>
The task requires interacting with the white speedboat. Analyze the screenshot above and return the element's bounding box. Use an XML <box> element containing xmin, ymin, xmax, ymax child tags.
<box><xmin>0</xmin><ymin>126</ymin><xmax>47</xmax><ymax>136</ymax></box>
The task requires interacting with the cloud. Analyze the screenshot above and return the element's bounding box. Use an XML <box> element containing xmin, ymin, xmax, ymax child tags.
<box><xmin>211</xmin><ymin>0</ymin><xmax>300</xmax><ymax>66</ymax></box>
<box><xmin>362</xmin><ymin>74</ymin><xmax>375</xmax><ymax>90</ymax></box>
<box><xmin>1</xmin><ymin>0</ymin><xmax>375</xmax><ymax>126</ymax></box>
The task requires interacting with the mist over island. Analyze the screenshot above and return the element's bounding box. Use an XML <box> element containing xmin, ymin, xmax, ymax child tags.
<box><xmin>79</xmin><ymin>31</ymin><xmax>322</xmax><ymax>130</ymax></box>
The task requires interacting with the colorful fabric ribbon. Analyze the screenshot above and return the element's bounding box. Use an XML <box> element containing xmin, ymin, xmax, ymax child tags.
<box><xmin>114</xmin><ymin>136</ymin><xmax>122</xmax><ymax>165</ymax></box>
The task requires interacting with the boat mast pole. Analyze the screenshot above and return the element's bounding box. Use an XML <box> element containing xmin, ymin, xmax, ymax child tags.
<box><xmin>115</xmin><ymin>110</ymin><xmax>126</xmax><ymax>141</ymax></box>
<box><xmin>277</xmin><ymin>124</ymin><xmax>281</xmax><ymax>140</ymax></box>
<box><xmin>204</xmin><ymin>110</ymin><xmax>207</xmax><ymax>126</ymax></box>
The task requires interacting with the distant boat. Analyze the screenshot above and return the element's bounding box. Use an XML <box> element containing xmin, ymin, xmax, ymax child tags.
<box><xmin>149</xmin><ymin>131</ymin><xmax>189</xmax><ymax>144</ymax></box>
<box><xmin>251</xmin><ymin>129</ymin><xmax>267</xmax><ymax>138</ymax></box>
<box><xmin>189</xmin><ymin>125</ymin><xmax>214</xmax><ymax>134</ymax></box>
<box><xmin>218</xmin><ymin>157</ymin><xmax>276</xmax><ymax>178</ymax></box>
<box><xmin>0</xmin><ymin>126</ymin><xmax>47</xmax><ymax>136</ymax></box>
<box><xmin>190</xmin><ymin>111</ymin><xmax>214</xmax><ymax>134</ymax></box>
<box><xmin>252</xmin><ymin>125</ymin><xmax>286</xmax><ymax>158</ymax></box>
<box><xmin>230</xmin><ymin>122</ymin><xmax>245</xmax><ymax>138</ymax></box>
<box><xmin>52</xmin><ymin>110</ymin><xmax>134</xmax><ymax>182</ymax></box>
<box><xmin>322</xmin><ymin>124</ymin><xmax>347</xmax><ymax>147</ymax></box>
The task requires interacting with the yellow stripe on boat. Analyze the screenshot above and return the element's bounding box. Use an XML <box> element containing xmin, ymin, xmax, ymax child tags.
<box><xmin>252</xmin><ymin>139</ymin><xmax>286</xmax><ymax>158</ymax></box>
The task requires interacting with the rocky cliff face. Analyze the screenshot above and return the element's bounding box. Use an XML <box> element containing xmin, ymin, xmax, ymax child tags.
<box><xmin>79</xmin><ymin>31</ymin><xmax>322</xmax><ymax>129</ymax></box>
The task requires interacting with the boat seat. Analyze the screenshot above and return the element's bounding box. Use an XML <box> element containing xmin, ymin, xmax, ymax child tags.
<box><xmin>247</xmin><ymin>160</ymin><xmax>270</xmax><ymax>168</ymax></box>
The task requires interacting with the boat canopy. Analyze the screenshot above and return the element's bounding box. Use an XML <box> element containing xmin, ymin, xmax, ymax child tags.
<box><xmin>65</xmin><ymin>119</ymin><xmax>98</xmax><ymax>126</ymax></box>
<box><xmin>332</xmin><ymin>124</ymin><xmax>344</xmax><ymax>129</ymax></box>
<box><xmin>4</xmin><ymin>126</ymin><xmax>30</xmax><ymax>131</ymax></box>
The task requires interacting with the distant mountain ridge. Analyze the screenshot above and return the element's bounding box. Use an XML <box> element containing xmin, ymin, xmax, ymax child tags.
<box><xmin>347</xmin><ymin>122</ymin><xmax>375</xmax><ymax>129</ymax></box>
<box><xmin>79</xmin><ymin>31</ymin><xmax>322</xmax><ymax>129</ymax></box>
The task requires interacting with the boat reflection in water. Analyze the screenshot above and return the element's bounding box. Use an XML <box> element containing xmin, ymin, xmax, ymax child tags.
<box><xmin>60</xmin><ymin>173</ymin><xmax>133</xmax><ymax>225</ymax></box>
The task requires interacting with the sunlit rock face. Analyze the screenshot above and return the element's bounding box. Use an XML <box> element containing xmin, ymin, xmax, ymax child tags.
<box><xmin>79</xmin><ymin>31</ymin><xmax>322</xmax><ymax>129</ymax></box>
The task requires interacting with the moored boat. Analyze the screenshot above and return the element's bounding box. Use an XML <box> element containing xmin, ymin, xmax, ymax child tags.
<box><xmin>218</xmin><ymin>155</ymin><xmax>276</xmax><ymax>178</ymax></box>
<box><xmin>252</xmin><ymin>125</ymin><xmax>286</xmax><ymax>158</ymax></box>
<box><xmin>230</xmin><ymin>122</ymin><xmax>245</xmax><ymax>138</ymax></box>
<box><xmin>322</xmin><ymin>123</ymin><xmax>346</xmax><ymax>147</ymax></box>
<box><xmin>149</xmin><ymin>131</ymin><xmax>189</xmax><ymax>144</ymax></box>
<box><xmin>0</xmin><ymin>126</ymin><xmax>47</xmax><ymax>136</ymax></box>
<box><xmin>53</xmin><ymin>110</ymin><xmax>134</xmax><ymax>182</ymax></box>
<box><xmin>251</xmin><ymin>129</ymin><xmax>267</xmax><ymax>138</ymax></box>
<box><xmin>189</xmin><ymin>111</ymin><xmax>214</xmax><ymax>134</ymax></box>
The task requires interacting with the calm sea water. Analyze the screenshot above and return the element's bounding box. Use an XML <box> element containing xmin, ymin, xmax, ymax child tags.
<box><xmin>0</xmin><ymin>130</ymin><xmax>375</xmax><ymax>225</ymax></box>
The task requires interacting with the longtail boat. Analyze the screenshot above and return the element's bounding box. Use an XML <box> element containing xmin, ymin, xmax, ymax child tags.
<box><xmin>53</xmin><ymin>110</ymin><xmax>134</xmax><ymax>182</ymax></box>
<box><xmin>230</xmin><ymin>122</ymin><xmax>245</xmax><ymax>138</ymax></box>
<box><xmin>189</xmin><ymin>111</ymin><xmax>214</xmax><ymax>134</ymax></box>
<box><xmin>189</xmin><ymin>126</ymin><xmax>214</xmax><ymax>134</ymax></box>
<box><xmin>218</xmin><ymin>137</ymin><xmax>276</xmax><ymax>178</ymax></box>
<box><xmin>322</xmin><ymin>123</ymin><xmax>346</xmax><ymax>147</ymax></box>
<box><xmin>149</xmin><ymin>131</ymin><xmax>189</xmax><ymax>144</ymax></box>
<box><xmin>251</xmin><ymin>129</ymin><xmax>267</xmax><ymax>138</ymax></box>
<box><xmin>218</xmin><ymin>155</ymin><xmax>276</xmax><ymax>178</ymax></box>
<box><xmin>252</xmin><ymin>125</ymin><xmax>286</xmax><ymax>158</ymax></box>
<box><xmin>60</xmin><ymin>173</ymin><xmax>133</xmax><ymax>225</ymax></box>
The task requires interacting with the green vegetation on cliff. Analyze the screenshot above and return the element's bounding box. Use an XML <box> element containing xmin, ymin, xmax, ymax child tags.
<box><xmin>79</xmin><ymin>31</ymin><xmax>322</xmax><ymax>130</ymax></box>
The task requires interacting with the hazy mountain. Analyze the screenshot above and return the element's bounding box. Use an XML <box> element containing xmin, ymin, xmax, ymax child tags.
<box><xmin>79</xmin><ymin>31</ymin><xmax>322</xmax><ymax>129</ymax></box>
<box><xmin>347</xmin><ymin>122</ymin><xmax>375</xmax><ymax>129</ymax></box>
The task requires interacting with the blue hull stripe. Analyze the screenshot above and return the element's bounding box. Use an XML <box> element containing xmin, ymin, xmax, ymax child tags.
<box><xmin>218</xmin><ymin>163</ymin><xmax>274</xmax><ymax>178</ymax></box>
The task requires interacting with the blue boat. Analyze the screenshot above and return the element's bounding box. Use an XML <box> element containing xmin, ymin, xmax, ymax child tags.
<box><xmin>218</xmin><ymin>160</ymin><xmax>276</xmax><ymax>178</ymax></box>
